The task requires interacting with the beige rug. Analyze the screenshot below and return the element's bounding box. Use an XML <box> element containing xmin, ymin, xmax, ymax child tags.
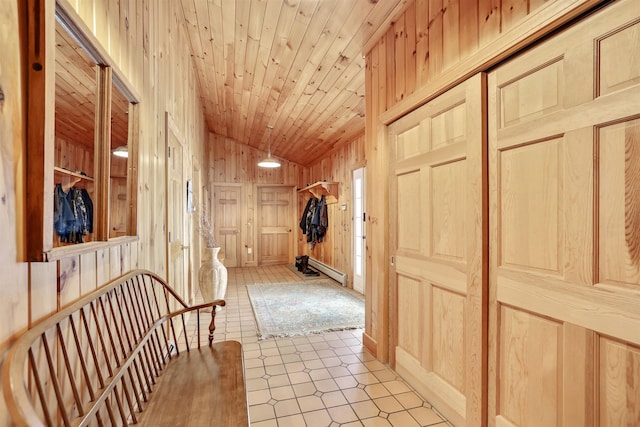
<box><xmin>246</xmin><ymin>280</ymin><xmax>364</xmax><ymax>339</ymax></box>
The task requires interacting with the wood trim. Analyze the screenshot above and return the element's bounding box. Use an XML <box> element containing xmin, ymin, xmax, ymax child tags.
<box><xmin>212</xmin><ymin>182</ymin><xmax>243</xmax><ymax>187</ymax></box>
<box><xmin>362</xmin><ymin>1</ymin><xmax>414</xmax><ymax>67</ymax></box>
<box><xmin>94</xmin><ymin>65</ymin><xmax>111</xmax><ymax>241</ymax></box>
<box><xmin>378</xmin><ymin>0</ymin><xmax>607</xmax><ymax>126</ymax></box>
<box><xmin>362</xmin><ymin>332</ymin><xmax>377</xmax><ymax>358</ymax></box>
<box><xmin>43</xmin><ymin>235</ymin><xmax>139</xmax><ymax>262</ymax></box>
<box><xmin>127</xmin><ymin>102</ymin><xmax>139</xmax><ymax>236</ymax></box>
<box><xmin>25</xmin><ymin>0</ymin><xmax>55</xmax><ymax>261</ymax></box>
<box><xmin>55</xmin><ymin>0</ymin><xmax>140</xmax><ymax>102</ymax></box>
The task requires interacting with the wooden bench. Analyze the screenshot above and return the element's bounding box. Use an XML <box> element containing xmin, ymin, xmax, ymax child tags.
<box><xmin>2</xmin><ymin>270</ymin><xmax>249</xmax><ymax>426</ymax></box>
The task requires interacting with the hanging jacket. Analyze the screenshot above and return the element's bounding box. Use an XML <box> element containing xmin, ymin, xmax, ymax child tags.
<box><xmin>53</xmin><ymin>184</ymin><xmax>76</xmax><ymax>239</ymax></box>
<box><xmin>311</xmin><ymin>195</ymin><xmax>327</xmax><ymax>242</ymax></box>
<box><xmin>81</xmin><ymin>188</ymin><xmax>94</xmax><ymax>233</ymax></box>
<box><xmin>304</xmin><ymin>198</ymin><xmax>318</xmax><ymax>243</ymax></box>
<box><xmin>53</xmin><ymin>184</ymin><xmax>94</xmax><ymax>243</ymax></box>
<box><xmin>299</xmin><ymin>197</ymin><xmax>317</xmax><ymax>235</ymax></box>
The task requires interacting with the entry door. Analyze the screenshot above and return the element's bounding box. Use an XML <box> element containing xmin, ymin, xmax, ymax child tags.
<box><xmin>388</xmin><ymin>73</ymin><xmax>486</xmax><ymax>427</ymax></box>
<box><xmin>166</xmin><ymin>115</ymin><xmax>188</xmax><ymax>307</ymax></box>
<box><xmin>488</xmin><ymin>1</ymin><xmax>640</xmax><ymax>425</ymax></box>
<box><xmin>213</xmin><ymin>185</ymin><xmax>242</xmax><ymax>267</ymax></box>
<box><xmin>258</xmin><ymin>186</ymin><xmax>293</xmax><ymax>266</ymax></box>
<box><xmin>353</xmin><ymin>167</ymin><xmax>366</xmax><ymax>294</ymax></box>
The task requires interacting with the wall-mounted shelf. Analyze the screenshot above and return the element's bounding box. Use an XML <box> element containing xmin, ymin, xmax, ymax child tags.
<box><xmin>54</xmin><ymin>166</ymin><xmax>94</xmax><ymax>191</ymax></box>
<box><xmin>298</xmin><ymin>181</ymin><xmax>339</xmax><ymax>204</ymax></box>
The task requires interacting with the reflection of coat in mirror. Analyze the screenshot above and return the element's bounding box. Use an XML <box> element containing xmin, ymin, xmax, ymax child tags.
<box><xmin>54</xmin><ymin>184</ymin><xmax>75</xmax><ymax>239</ymax></box>
<box><xmin>54</xmin><ymin>184</ymin><xmax>94</xmax><ymax>243</ymax></box>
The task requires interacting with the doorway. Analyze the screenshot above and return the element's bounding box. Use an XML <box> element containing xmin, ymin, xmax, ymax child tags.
<box><xmin>165</xmin><ymin>113</ymin><xmax>188</xmax><ymax>308</ymax></box>
<box><xmin>213</xmin><ymin>184</ymin><xmax>242</xmax><ymax>267</ymax></box>
<box><xmin>353</xmin><ymin>167</ymin><xmax>366</xmax><ymax>294</ymax></box>
<box><xmin>257</xmin><ymin>186</ymin><xmax>295</xmax><ymax>266</ymax></box>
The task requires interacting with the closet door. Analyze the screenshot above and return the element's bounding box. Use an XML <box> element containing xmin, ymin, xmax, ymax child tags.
<box><xmin>258</xmin><ymin>186</ymin><xmax>294</xmax><ymax>266</ymax></box>
<box><xmin>214</xmin><ymin>184</ymin><xmax>242</xmax><ymax>267</ymax></box>
<box><xmin>488</xmin><ymin>1</ymin><xmax>640</xmax><ymax>425</ymax></box>
<box><xmin>388</xmin><ymin>73</ymin><xmax>487</xmax><ymax>427</ymax></box>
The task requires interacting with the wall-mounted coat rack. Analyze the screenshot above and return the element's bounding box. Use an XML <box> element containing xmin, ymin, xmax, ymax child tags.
<box><xmin>298</xmin><ymin>181</ymin><xmax>339</xmax><ymax>204</ymax></box>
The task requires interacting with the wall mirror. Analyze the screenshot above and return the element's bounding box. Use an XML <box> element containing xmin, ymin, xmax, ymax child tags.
<box><xmin>109</xmin><ymin>80</ymin><xmax>132</xmax><ymax>238</ymax></box>
<box><xmin>53</xmin><ymin>17</ymin><xmax>97</xmax><ymax>246</ymax></box>
<box><xmin>24</xmin><ymin>0</ymin><xmax>139</xmax><ymax>260</ymax></box>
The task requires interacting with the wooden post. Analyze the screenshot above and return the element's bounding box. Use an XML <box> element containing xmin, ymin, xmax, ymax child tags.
<box><xmin>25</xmin><ymin>0</ymin><xmax>55</xmax><ymax>261</ymax></box>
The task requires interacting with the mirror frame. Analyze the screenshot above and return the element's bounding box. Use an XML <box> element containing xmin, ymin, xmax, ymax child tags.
<box><xmin>23</xmin><ymin>0</ymin><xmax>140</xmax><ymax>261</ymax></box>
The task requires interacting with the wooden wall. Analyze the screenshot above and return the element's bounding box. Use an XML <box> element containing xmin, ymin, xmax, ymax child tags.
<box><xmin>302</xmin><ymin>134</ymin><xmax>366</xmax><ymax>287</ymax></box>
<box><xmin>207</xmin><ymin>132</ymin><xmax>309</xmax><ymax>267</ymax></box>
<box><xmin>364</xmin><ymin>0</ymin><xmax>604</xmax><ymax>359</ymax></box>
<box><xmin>0</xmin><ymin>0</ymin><xmax>207</xmax><ymax>423</ymax></box>
<box><xmin>208</xmin><ymin>132</ymin><xmax>308</xmax><ymax>187</ymax></box>
<box><xmin>207</xmin><ymin>130</ymin><xmax>366</xmax><ymax>286</ymax></box>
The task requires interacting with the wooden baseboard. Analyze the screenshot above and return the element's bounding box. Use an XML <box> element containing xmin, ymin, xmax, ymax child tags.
<box><xmin>362</xmin><ymin>332</ymin><xmax>377</xmax><ymax>358</ymax></box>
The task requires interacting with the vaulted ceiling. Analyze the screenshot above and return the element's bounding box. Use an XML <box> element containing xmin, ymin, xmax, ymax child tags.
<box><xmin>179</xmin><ymin>0</ymin><xmax>408</xmax><ymax>166</ymax></box>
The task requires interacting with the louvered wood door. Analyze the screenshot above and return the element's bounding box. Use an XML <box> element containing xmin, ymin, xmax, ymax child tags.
<box><xmin>258</xmin><ymin>186</ymin><xmax>294</xmax><ymax>266</ymax></box>
<box><xmin>214</xmin><ymin>185</ymin><xmax>242</xmax><ymax>268</ymax></box>
<box><xmin>388</xmin><ymin>73</ymin><xmax>487</xmax><ymax>427</ymax></box>
<box><xmin>488</xmin><ymin>1</ymin><xmax>640</xmax><ymax>425</ymax></box>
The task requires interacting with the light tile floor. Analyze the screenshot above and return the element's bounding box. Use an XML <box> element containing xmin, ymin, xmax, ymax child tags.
<box><xmin>191</xmin><ymin>265</ymin><xmax>452</xmax><ymax>427</ymax></box>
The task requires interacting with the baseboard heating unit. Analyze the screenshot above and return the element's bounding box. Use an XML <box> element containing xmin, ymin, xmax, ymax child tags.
<box><xmin>308</xmin><ymin>258</ymin><xmax>348</xmax><ymax>286</ymax></box>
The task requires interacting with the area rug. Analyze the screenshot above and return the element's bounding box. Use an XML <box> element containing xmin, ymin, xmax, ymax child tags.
<box><xmin>246</xmin><ymin>280</ymin><xmax>364</xmax><ymax>339</ymax></box>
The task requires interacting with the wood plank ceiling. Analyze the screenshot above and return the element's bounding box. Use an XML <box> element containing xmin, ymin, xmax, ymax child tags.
<box><xmin>179</xmin><ymin>0</ymin><xmax>408</xmax><ymax>166</ymax></box>
<box><xmin>55</xmin><ymin>20</ymin><xmax>129</xmax><ymax>153</ymax></box>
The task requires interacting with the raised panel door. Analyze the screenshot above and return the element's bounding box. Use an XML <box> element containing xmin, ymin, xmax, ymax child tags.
<box><xmin>214</xmin><ymin>185</ymin><xmax>241</xmax><ymax>268</ymax></box>
<box><xmin>258</xmin><ymin>186</ymin><xmax>294</xmax><ymax>266</ymax></box>
<box><xmin>488</xmin><ymin>1</ymin><xmax>640</xmax><ymax>425</ymax></box>
<box><xmin>389</xmin><ymin>73</ymin><xmax>487</xmax><ymax>427</ymax></box>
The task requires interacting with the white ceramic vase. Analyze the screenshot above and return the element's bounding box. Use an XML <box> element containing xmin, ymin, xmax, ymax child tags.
<box><xmin>199</xmin><ymin>247</ymin><xmax>228</xmax><ymax>310</ymax></box>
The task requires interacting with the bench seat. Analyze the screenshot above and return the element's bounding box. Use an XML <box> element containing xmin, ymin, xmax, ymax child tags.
<box><xmin>137</xmin><ymin>341</ymin><xmax>248</xmax><ymax>426</ymax></box>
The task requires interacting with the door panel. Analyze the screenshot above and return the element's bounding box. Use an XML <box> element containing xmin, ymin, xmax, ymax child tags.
<box><xmin>214</xmin><ymin>185</ymin><xmax>241</xmax><ymax>268</ymax></box>
<box><xmin>488</xmin><ymin>1</ymin><xmax>640</xmax><ymax>425</ymax></box>
<box><xmin>166</xmin><ymin>117</ymin><xmax>187</xmax><ymax>310</ymax></box>
<box><xmin>258</xmin><ymin>186</ymin><xmax>293</xmax><ymax>266</ymax></box>
<box><xmin>389</xmin><ymin>73</ymin><xmax>487</xmax><ymax>427</ymax></box>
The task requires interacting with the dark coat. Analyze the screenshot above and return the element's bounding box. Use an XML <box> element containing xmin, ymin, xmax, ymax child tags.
<box><xmin>311</xmin><ymin>195</ymin><xmax>327</xmax><ymax>242</ymax></box>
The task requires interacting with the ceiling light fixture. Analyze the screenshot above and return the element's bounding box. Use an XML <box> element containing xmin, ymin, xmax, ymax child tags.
<box><xmin>257</xmin><ymin>125</ymin><xmax>281</xmax><ymax>168</ymax></box>
<box><xmin>112</xmin><ymin>145</ymin><xmax>128</xmax><ymax>158</ymax></box>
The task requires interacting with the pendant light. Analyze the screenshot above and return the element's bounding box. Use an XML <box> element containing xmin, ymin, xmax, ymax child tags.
<box><xmin>112</xmin><ymin>145</ymin><xmax>128</xmax><ymax>158</ymax></box>
<box><xmin>257</xmin><ymin>125</ymin><xmax>281</xmax><ymax>168</ymax></box>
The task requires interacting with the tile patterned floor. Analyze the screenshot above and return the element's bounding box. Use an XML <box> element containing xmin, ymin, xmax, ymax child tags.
<box><xmin>191</xmin><ymin>265</ymin><xmax>452</xmax><ymax>427</ymax></box>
